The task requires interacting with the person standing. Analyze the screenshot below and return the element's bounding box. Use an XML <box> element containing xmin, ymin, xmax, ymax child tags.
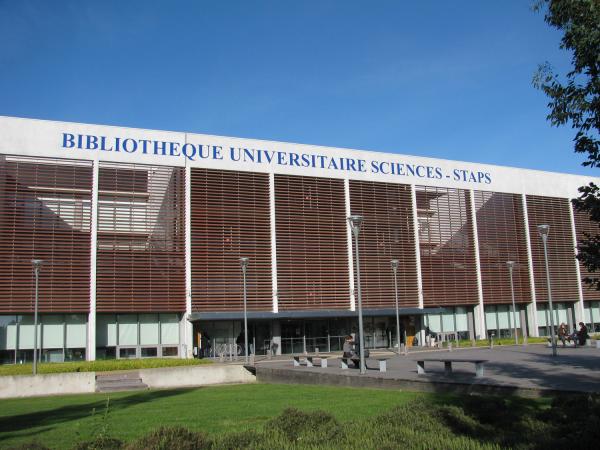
<box><xmin>577</xmin><ymin>322</ymin><xmax>589</xmax><ymax>347</ymax></box>
<box><xmin>558</xmin><ymin>323</ymin><xmax>568</xmax><ymax>347</ymax></box>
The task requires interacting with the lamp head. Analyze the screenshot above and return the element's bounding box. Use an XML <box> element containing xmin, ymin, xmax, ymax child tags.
<box><xmin>239</xmin><ymin>257</ymin><xmax>249</xmax><ymax>268</ymax></box>
<box><xmin>31</xmin><ymin>259</ymin><xmax>43</xmax><ymax>268</ymax></box>
<box><xmin>537</xmin><ymin>224</ymin><xmax>550</xmax><ymax>238</ymax></box>
<box><xmin>506</xmin><ymin>261</ymin><xmax>515</xmax><ymax>269</ymax></box>
<box><xmin>390</xmin><ymin>259</ymin><xmax>399</xmax><ymax>271</ymax></box>
<box><xmin>347</xmin><ymin>215</ymin><xmax>364</xmax><ymax>235</ymax></box>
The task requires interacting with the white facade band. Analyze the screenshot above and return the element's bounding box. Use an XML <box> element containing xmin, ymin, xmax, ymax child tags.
<box><xmin>269</xmin><ymin>173</ymin><xmax>279</xmax><ymax>313</ymax></box>
<box><xmin>521</xmin><ymin>194</ymin><xmax>539</xmax><ymax>337</ymax></box>
<box><xmin>344</xmin><ymin>178</ymin><xmax>356</xmax><ymax>311</ymax></box>
<box><xmin>569</xmin><ymin>202</ymin><xmax>585</xmax><ymax>323</ymax></box>
<box><xmin>469</xmin><ymin>190</ymin><xmax>486</xmax><ymax>339</ymax></box>
<box><xmin>87</xmin><ymin>161</ymin><xmax>99</xmax><ymax>361</ymax></box>
<box><xmin>410</xmin><ymin>185</ymin><xmax>424</xmax><ymax>309</ymax></box>
<box><xmin>184</xmin><ymin>166</ymin><xmax>193</xmax><ymax>358</ymax></box>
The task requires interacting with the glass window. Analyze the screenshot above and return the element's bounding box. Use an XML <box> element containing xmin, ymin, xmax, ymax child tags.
<box><xmin>160</xmin><ymin>314</ymin><xmax>179</xmax><ymax>345</ymax></box>
<box><xmin>591</xmin><ymin>302</ymin><xmax>600</xmax><ymax>324</ymax></box>
<box><xmin>140</xmin><ymin>314</ymin><xmax>159</xmax><ymax>345</ymax></box>
<box><xmin>0</xmin><ymin>316</ymin><xmax>18</xmax><ymax>350</ymax></box>
<box><xmin>455</xmin><ymin>307</ymin><xmax>469</xmax><ymax>332</ymax></box>
<box><xmin>426</xmin><ymin>314</ymin><xmax>441</xmax><ymax>333</ymax></box>
<box><xmin>66</xmin><ymin>315</ymin><xmax>87</xmax><ymax>348</ymax></box>
<box><xmin>65</xmin><ymin>348</ymin><xmax>85</xmax><ymax>361</ymax></box>
<box><xmin>584</xmin><ymin>302</ymin><xmax>592</xmax><ymax>324</ymax></box>
<box><xmin>42</xmin><ymin>349</ymin><xmax>64</xmax><ymax>363</ymax></box>
<box><xmin>497</xmin><ymin>305</ymin><xmax>510</xmax><ymax>329</ymax></box>
<box><xmin>537</xmin><ymin>305</ymin><xmax>547</xmax><ymax>327</ymax></box>
<box><xmin>119</xmin><ymin>347</ymin><xmax>137</xmax><ymax>359</ymax></box>
<box><xmin>96</xmin><ymin>314</ymin><xmax>117</xmax><ymax>347</ymax></box>
<box><xmin>118</xmin><ymin>315</ymin><xmax>138</xmax><ymax>346</ymax></box>
<box><xmin>162</xmin><ymin>346</ymin><xmax>178</xmax><ymax>357</ymax></box>
<box><xmin>485</xmin><ymin>306</ymin><xmax>497</xmax><ymax>330</ymax></box>
<box><xmin>441</xmin><ymin>310</ymin><xmax>455</xmax><ymax>332</ymax></box>
<box><xmin>42</xmin><ymin>315</ymin><xmax>64</xmax><ymax>349</ymax></box>
<box><xmin>18</xmin><ymin>316</ymin><xmax>40</xmax><ymax>350</ymax></box>
<box><xmin>556</xmin><ymin>303</ymin><xmax>569</xmax><ymax>325</ymax></box>
<box><xmin>141</xmin><ymin>347</ymin><xmax>158</xmax><ymax>358</ymax></box>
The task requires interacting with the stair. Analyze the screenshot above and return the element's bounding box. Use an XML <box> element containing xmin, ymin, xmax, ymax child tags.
<box><xmin>95</xmin><ymin>371</ymin><xmax>148</xmax><ymax>393</ymax></box>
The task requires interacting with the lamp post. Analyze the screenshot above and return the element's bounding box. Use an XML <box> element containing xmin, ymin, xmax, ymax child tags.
<box><xmin>348</xmin><ymin>215</ymin><xmax>366</xmax><ymax>374</ymax></box>
<box><xmin>240</xmin><ymin>257</ymin><xmax>249</xmax><ymax>364</ymax></box>
<box><xmin>537</xmin><ymin>224</ymin><xmax>557</xmax><ymax>357</ymax></box>
<box><xmin>31</xmin><ymin>259</ymin><xmax>43</xmax><ymax>375</ymax></box>
<box><xmin>506</xmin><ymin>261</ymin><xmax>518</xmax><ymax>345</ymax></box>
<box><xmin>390</xmin><ymin>259</ymin><xmax>401</xmax><ymax>354</ymax></box>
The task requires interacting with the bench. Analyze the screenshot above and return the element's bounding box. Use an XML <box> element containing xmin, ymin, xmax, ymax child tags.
<box><xmin>293</xmin><ymin>355</ymin><xmax>328</xmax><ymax>368</ymax></box>
<box><xmin>416</xmin><ymin>358</ymin><xmax>487</xmax><ymax>378</ymax></box>
<box><xmin>340</xmin><ymin>357</ymin><xmax>389</xmax><ymax>372</ymax></box>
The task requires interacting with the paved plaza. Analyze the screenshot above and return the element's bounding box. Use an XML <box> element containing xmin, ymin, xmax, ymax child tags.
<box><xmin>254</xmin><ymin>344</ymin><xmax>600</xmax><ymax>396</ymax></box>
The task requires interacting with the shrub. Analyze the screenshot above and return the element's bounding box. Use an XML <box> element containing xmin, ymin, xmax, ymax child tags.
<box><xmin>72</xmin><ymin>436</ymin><xmax>124</xmax><ymax>450</ymax></box>
<box><xmin>265</xmin><ymin>407</ymin><xmax>342</xmax><ymax>445</ymax></box>
<box><xmin>126</xmin><ymin>426</ymin><xmax>211</xmax><ymax>450</ymax></box>
<box><xmin>8</xmin><ymin>442</ymin><xmax>51</xmax><ymax>450</ymax></box>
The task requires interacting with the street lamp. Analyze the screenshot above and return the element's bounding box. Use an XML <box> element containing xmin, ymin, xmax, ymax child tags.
<box><xmin>31</xmin><ymin>259</ymin><xmax>43</xmax><ymax>375</ymax></box>
<box><xmin>506</xmin><ymin>261</ymin><xmax>518</xmax><ymax>345</ymax></box>
<box><xmin>348</xmin><ymin>215</ymin><xmax>366</xmax><ymax>374</ymax></box>
<box><xmin>537</xmin><ymin>224</ymin><xmax>557</xmax><ymax>357</ymax></box>
<box><xmin>240</xmin><ymin>257</ymin><xmax>250</xmax><ymax>364</ymax></box>
<box><xmin>390</xmin><ymin>259</ymin><xmax>401</xmax><ymax>354</ymax></box>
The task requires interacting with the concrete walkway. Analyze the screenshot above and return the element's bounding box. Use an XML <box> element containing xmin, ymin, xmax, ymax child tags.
<box><xmin>254</xmin><ymin>344</ymin><xmax>600</xmax><ymax>396</ymax></box>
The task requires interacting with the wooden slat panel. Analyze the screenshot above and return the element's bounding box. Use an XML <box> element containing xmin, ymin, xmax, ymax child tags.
<box><xmin>526</xmin><ymin>195</ymin><xmax>579</xmax><ymax>302</ymax></box>
<box><xmin>190</xmin><ymin>169</ymin><xmax>272</xmax><ymax>311</ymax></box>
<box><xmin>474</xmin><ymin>191</ymin><xmax>531</xmax><ymax>304</ymax></box>
<box><xmin>573</xmin><ymin>208</ymin><xmax>600</xmax><ymax>300</ymax></box>
<box><xmin>96</xmin><ymin>163</ymin><xmax>186</xmax><ymax>312</ymax></box>
<box><xmin>275</xmin><ymin>175</ymin><xmax>349</xmax><ymax>310</ymax></box>
<box><xmin>0</xmin><ymin>155</ymin><xmax>92</xmax><ymax>313</ymax></box>
<box><xmin>416</xmin><ymin>186</ymin><xmax>478</xmax><ymax>306</ymax></box>
<box><xmin>349</xmin><ymin>180</ymin><xmax>418</xmax><ymax>308</ymax></box>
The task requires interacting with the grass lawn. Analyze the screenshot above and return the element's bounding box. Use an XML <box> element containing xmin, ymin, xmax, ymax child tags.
<box><xmin>0</xmin><ymin>358</ymin><xmax>212</xmax><ymax>377</ymax></box>
<box><xmin>0</xmin><ymin>384</ymin><xmax>427</xmax><ymax>449</ymax></box>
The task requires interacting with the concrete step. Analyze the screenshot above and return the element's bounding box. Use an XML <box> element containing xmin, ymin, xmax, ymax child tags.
<box><xmin>95</xmin><ymin>373</ymin><xmax>148</xmax><ymax>393</ymax></box>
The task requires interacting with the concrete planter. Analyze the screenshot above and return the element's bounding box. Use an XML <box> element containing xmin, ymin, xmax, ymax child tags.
<box><xmin>139</xmin><ymin>364</ymin><xmax>256</xmax><ymax>389</ymax></box>
<box><xmin>0</xmin><ymin>372</ymin><xmax>96</xmax><ymax>399</ymax></box>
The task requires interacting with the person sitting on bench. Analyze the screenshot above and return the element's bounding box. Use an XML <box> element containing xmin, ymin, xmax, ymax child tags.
<box><xmin>343</xmin><ymin>335</ymin><xmax>355</xmax><ymax>358</ymax></box>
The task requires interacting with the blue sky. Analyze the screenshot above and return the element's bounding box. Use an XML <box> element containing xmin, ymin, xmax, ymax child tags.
<box><xmin>0</xmin><ymin>0</ymin><xmax>593</xmax><ymax>175</ymax></box>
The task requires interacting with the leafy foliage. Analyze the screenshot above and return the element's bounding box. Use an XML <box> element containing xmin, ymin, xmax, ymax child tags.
<box><xmin>533</xmin><ymin>0</ymin><xmax>600</xmax><ymax>289</ymax></box>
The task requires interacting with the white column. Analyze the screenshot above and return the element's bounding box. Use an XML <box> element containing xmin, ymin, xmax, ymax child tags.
<box><xmin>469</xmin><ymin>190</ymin><xmax>486</xmax><ymax>339</ymax></box>
<box><xmin>269</xmin><ymin>173</ymin><xmax>279</xmax><ymax>313</ymax></box>
<box><xmin>568</xmin><ymin>203</ymin><xmax>585</xmax><ymax>323</ymax></box>
<box><xmin>344</xmin><ymin>178</ymin><xmax>356</xmax><ymax>311</ymax></box>
<box><xmin>87</xmin><ymin>161</ymin><xmax>99</xmax><ymax>361</ymax></box>
<box><xmin>410</xmin><ymin>185</ymin><xmax>424</xmax><ymax>309</ymax></box>
<box><xmin>184</xmin><ymin>166</ymin><xmax>193</xmax><ymax>358</ymax></box>
<box><xmin>522</xmin><ymin>194</ymin><xmax>539</xmax><ymax>337</ymax></box>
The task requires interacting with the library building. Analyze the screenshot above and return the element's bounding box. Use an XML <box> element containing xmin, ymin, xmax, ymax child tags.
<box><xmin>0</xmin><ymin>115</ymin><xmax>599</xmax><ymax>364</ymax></box>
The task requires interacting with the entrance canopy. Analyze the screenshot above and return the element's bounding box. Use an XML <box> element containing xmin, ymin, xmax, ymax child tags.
<box><xmin>188</xmin><ymin>307</ymin><xmax>446</xmax><ymax>322</ymax></box>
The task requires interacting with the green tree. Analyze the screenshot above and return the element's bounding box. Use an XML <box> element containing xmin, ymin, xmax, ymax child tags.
<box><xmin>534</xmin><ymin>0</ymin><xmax>600</xmax><ymax>289</ymax></box>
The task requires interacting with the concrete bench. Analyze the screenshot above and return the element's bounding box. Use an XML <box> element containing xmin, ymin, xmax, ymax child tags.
<box><xmin>340</xmin><ymin>357</ymin><xmax>388</xmax><ymax>372</ymax></box>
<box><xmin>416</xmin><ymin>358</ymin><xmax>487</xmax><ymax>378</ymax></box>
<box><xmin>293</xmin><ymin>355</ymin><xmax>328</xmax><ymax>368</ymax></box>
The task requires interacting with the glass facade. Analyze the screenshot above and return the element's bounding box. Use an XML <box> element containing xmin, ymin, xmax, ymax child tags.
<box><xmin>0</xmin><ymin>314</ymin><xmax>87</xmax><ymax>363</ymax></box>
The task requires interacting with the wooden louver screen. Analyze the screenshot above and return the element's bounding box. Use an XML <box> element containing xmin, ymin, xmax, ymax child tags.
<box><xmin>416</xmin><ymin>186</ymin><xmax>478</xmax><ymax>306</ymax></box>
<box><xmin>573</xmin><ymin>208</ymin><xmax>600</xmax><ymax>300</ymax></box>
<box><xmin>96</xmin><ymin>163</ymin><xmax>186</xmax><ymax>312</ymax></box>
<box><xmin>526</xmin><ymin>195</ymin><xmax>579</xmax><ymax>303</ymax></box>
<box><xmin>348</xmin><ymin>180</ymin><xmax>418</xmax><ymax>308</ymax></box>
<box><xmin>0</xmin><ymin>155</ymin><xmax>92</xmax><ymax>313</ymax></box>
<box><xmin>190</xmin><ymin>169</ymin><xmax>272</xmax><ymax>312</ymax></box>
<box><xmin>473</xmin><ymin>191</ymin><xmax>531</xmax><ymax>304</ymax></box>
<box><xmin>275</xmin><ymin>175</ymin><xmax>349</xmax><ymax>310</ymax></box>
